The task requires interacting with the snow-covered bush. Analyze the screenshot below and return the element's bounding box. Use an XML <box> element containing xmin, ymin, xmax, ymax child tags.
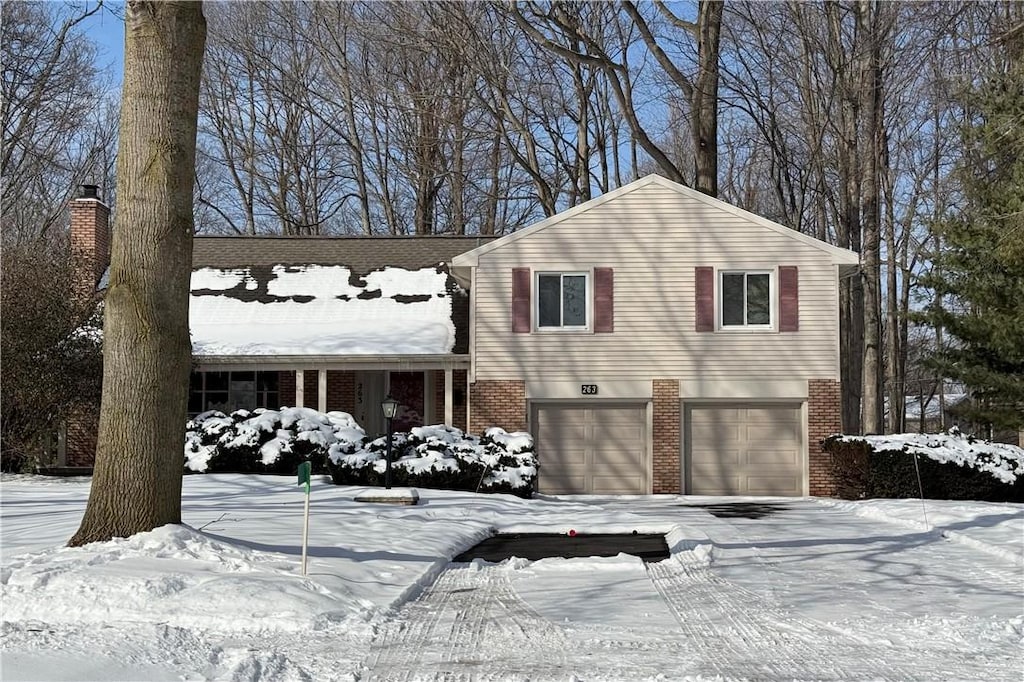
<box><xmin>183</xmin><ymin>408</ymin><xmax>537</xmax><ymax>496</ymax></box>
<box><xmin>327</xmin><ymin>424</ymin><xmax>537</xmax><ymax>497</ymax></box>
<box><xmin>823</xmin><ymin>428</ymin><xmax>1024</xmax><ymax>501</ymax></box>
<box><xmin>184</xmin><ymin>407</ymin><xmax>366</xmax><ymax>475</ymax></box>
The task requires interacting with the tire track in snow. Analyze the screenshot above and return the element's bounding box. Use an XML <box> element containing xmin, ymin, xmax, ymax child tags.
<box><xmin>647</xmin><ymin>555</ymin><xmax>981</xmax><ymax>681</ymax></box>
<box><xmin>363</xmin><ymin>563</ymin><xmax>568</xmax><ymax>681</ymax></box>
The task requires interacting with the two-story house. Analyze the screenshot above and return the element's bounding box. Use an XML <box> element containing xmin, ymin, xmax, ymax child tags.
<box><xmin>68</xmin><ymin>175</ymin><xmax>856</xmax><ymax>496</ymax></box>
<box><xmin>454</xmin><ymin>175</ymin><xmax>856</xmax><ymax>497</ymax></box>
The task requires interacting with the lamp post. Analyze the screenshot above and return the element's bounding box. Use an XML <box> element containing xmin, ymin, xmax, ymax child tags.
<box><xmin>381</xmin><ymin>395</ymin><xmax>400</xmax><ymax>489</ymax></box>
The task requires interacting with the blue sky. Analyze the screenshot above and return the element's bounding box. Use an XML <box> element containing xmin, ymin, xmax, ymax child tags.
<box><xmin>83</xmin><ymin>1</ymin><xmax>125</xmax><ymax>86</ymax></box>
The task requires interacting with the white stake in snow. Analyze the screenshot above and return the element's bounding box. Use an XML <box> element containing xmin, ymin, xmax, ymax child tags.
<box><xmin>297</xmin><ymin>461</ymin><xmax>312</xmax><ymax>575</ymax></box>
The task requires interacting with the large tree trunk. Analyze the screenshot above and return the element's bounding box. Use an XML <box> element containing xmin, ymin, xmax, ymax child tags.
<box><xmin>827</xmin><ymin>0</ymin><xmax>864</xmax><ymax>435</ymax></box>
<box><xmin>70</xmin><ymin>1</ymin><xmax>205</xmax><ymax>547</ymax></box>
<box><xmin>859</xmin><ymin>0</ymin><xmax>884</xmax><ymax>434</ymax></box>
<box><xmin>692</xmin><ymin>0</ymin><xmax>722</xmax><ymax>197</ymax></box>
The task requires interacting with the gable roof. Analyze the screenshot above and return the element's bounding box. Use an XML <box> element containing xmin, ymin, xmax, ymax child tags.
<box><xmin>194</xmin><ymin>235</ymin><xmax>497</xmax><ymax>274</ymax></box>
<box><xmin>452</xmin><ymin>175</ymin><xmax>860</xmax><ymax>266</ymax></box>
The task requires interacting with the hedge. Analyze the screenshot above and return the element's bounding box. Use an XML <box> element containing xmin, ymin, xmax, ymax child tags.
<box><xmin>326</xmin><ymin>424</ymin><xmax>537</xmax><ymax>498</ymax></box>
<box><xmin>823</xmin><ymin>429</ymin><xmax>1024</xmax><ymax>502</ymax></box>
<box><xmin>183</xmin><ymin>408</ymin><xmax>538</xmax><ymax>497</ymax></box>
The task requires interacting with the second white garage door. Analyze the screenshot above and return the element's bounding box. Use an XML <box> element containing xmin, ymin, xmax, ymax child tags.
<box><xmin>532</xmin><ymin>403</ymin><xmax>648</xmax><ymax>495</ymax></box>
<box><xmin>686</xmin><ymin>404</ymin><xmax>804</xmax><ymax>496</ymax></box>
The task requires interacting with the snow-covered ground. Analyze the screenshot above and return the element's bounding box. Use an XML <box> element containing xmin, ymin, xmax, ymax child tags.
<box><xmin>2</xmin><ymin>474</ymin><xmax>1022</xmax><ymax>681</ymax></box>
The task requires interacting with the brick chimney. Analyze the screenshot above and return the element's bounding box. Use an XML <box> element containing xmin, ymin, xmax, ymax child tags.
<box><xmin>70</xmin><ymin>184</ymin><xmax>111</xmax><ymax>301</ymax></box>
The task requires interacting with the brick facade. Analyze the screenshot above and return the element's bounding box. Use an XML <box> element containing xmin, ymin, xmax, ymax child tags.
<box><xmin>66</xmin><ymin>189</ymin><xmax>110</xmax><ymax>466</ymax></box>
<box><xmin>431</xmin><ymin>369</ymin><xmax>468</xmax><ymax>431</ymax></box>
<box><xmin>279</xmin><ymin>370</ymin><xmax>295</xmax><ymax>407</ymax></box>
<box><xmin>469</xmin><ymin>380</ymin><xmax>527</xmax><ymax>434</ymax></box>
<box><xmin>652</xmin><ymin>379</ymin><xmax>681</xmax><ymax>494</ymax></box>
<box><xmin>808</xmin><ymin>378</ymin><xmax>842</xmax><ymax>496</ymax></box>
<box><xmin>66</xmin><ymin>404</ymin><xmax>100</xmax><ymax>467</ymax></box>
<box><xmin>70</xmin><ymin>194</ymin><xmax>110</xmax><ymax>302</ymax></box>
<box><xmin>278</xmin><ymin>370</ymin><xmax>356</xmax><ymax>412</ymax></box>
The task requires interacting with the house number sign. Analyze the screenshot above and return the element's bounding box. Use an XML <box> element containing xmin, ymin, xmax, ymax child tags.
<box><xmin>581</xmin><ymin>384</ymin><xmax>599</xmax><ymax>395</ymax></box>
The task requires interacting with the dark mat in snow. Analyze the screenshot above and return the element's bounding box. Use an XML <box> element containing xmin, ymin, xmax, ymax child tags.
<box><xmin>453</xmin><ymin>533</ymin><xmax>669</xmax><ymax>564</ymax></box>
<box><xmin>683</xmin><ymin>502</ymin><xmax>790</xmax><ymax>519</ymax></box>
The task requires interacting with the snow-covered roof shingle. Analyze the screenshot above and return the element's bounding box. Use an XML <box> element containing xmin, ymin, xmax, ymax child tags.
<box><xmin>189</xmin><ymin>236</ymin><xmax>494</xmax><ymax>358</ymax></box>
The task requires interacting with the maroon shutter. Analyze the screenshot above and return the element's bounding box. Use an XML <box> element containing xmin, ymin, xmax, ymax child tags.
<box><xmin>512</xmin><ymin>267</ymin><xmax>531</xmax><ymax>333</ymax></box>
<box><xmin>594</xmin><ymin>267</ymin><xmax>614</xmax><ymax>333</ymax></box>
<box><xmin>779</xmin><ymin>266</ymin><xmax>799</xmax><ymax>332</ymax></box>
<box><xmin>695</xmin><ymin>267</ymin><xmax>714</xmax><ymax>332</ymax></box>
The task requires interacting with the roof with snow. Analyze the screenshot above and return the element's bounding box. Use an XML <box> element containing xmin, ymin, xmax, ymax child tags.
<box><xmin>193</xmin><ymin>235</ymin><xmax>495</xmax><ymax>273</ymax></box>
<box><xmin>189</xmin><ymin>236</ymin><xmax>493</xmax><ymax>358</ymax></box>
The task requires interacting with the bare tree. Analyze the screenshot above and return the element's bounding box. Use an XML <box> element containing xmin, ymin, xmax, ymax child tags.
<box><xmin>1</xmin><ymin>1</ymin><xmax>117</xmax><ymax>246</ymax></box>
<box><xmin>70</xmin><ymin>0</ymin><xmax>206</xmax><ymax>546</ymax></box>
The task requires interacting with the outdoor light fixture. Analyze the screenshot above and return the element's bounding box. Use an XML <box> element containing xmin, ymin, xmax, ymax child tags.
<box><xmin>381</xmin><ymin>395</ymin><xmax>400</xmax><ymax>489</ymax></box>
<box><xmin>381</xmin><ymin>395</ymin><xmax>400</xmax><ymax>420</ymax></box>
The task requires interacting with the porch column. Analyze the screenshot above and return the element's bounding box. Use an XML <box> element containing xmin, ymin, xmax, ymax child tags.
<box><xmin>295</xmin><ymin>370</ymin><xmax>304</xmax><ymax>408</ymax></box>
<box><xmin>465</xmin><ymin>371</ymin><xmax>472</xmax><ymax>434</ymax></box>
<box><xmin>318</xmin><ymin>369</ymin><xmax>327</xmax><ymax>413</ymax></box>
<box><xmin>444</xmin><ymin>368</ymin><xmax>454</xmax><ymax>427</ymax></box>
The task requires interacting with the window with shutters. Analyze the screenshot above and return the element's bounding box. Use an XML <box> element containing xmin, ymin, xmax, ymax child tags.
<box><xmin>536</xmin><ymin>272</ymin><xmax>589</xmax><ymax>329</ymax></box>
<box><xmin>719</xmin><ymin>271</ymin><xmax>773</xmax><ymax>328</ymax></box>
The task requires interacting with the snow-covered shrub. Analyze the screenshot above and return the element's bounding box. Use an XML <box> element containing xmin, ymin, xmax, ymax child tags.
<box><xmin>185</xmin><ymin>408</ymin><xmax>366</xmax><ymax>475</ymax></box>
<box><xmin>326</xmin><ymin>424</ymin><xmax>537</xmax><ymax>497</ymax></box>
<box><xmin>823</xmin><ymin>428</ymin><xmax>1024</xmax><ymax>502</ymax></box>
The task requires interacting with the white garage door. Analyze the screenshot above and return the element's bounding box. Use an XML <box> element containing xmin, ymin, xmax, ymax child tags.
<box><xmin>687</xmin><ymin>404</ymin><xmax>804</xmax><ymax>496</ymax></box>
<box><xmin>532</xmin><ymin>404</ymin><xmax>648</xmax><ymax>495</ymax></box>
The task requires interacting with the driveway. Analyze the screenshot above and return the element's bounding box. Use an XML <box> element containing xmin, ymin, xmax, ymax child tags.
<box><xmin>363</xmin><ymin>500</ymin><xmax>1023</xmax><ymax>681</ymax></box>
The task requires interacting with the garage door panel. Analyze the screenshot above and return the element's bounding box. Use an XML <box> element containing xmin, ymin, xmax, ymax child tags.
<box><xmin>688</xmin><ymin>403</ymin><xmax>803</xmax><ymax>497</ymax></box>
<box><xmin>745</xmin><ymin>476</ymin><xmax>802</xmax><ymax>496</ymax></box>
<box><xmin>592</xmin><ymin>475</ymin><xmax>646</xmax><ymax>495</ymax></box>
<box><xmin>591</xmin><ymin>442</ymin><xmax>646</xmax><ymax>464</ymax></box>
<box><xmin>691</xmin><ymin>407</ymin><xmax>741</xmax><ymax>423</ymax></box>
<box><xmin>542</xmin><ymin>475</ymin><xmax>587</xmax><ymax>495</ymax></box>
<box><xmin>594</xmin><ymin>425</ymin><xmax>645</xmax><ymax>444</ymax></box>
<box><xmin>691</xmin><ymin>422</ymin><xmax>741</xmax><ymax>444</ymax></box>
<box><xmin>744</xmin><ymin>425</ymin><xmax>800</xmax><ymax>443</ymax></box>
<box><xmin>533</xmin><ymin>403</ymin><xmax>648</xmax><ymax>495</ymax></box>
<box><xmin>692</xmin><ymin>448</ymin><xmax>741</xmax><ymax>466</ymax></box>
<box><xmin>744</xmin><ymin>450</ymin><xmax>800</xmax><ymax>467</ymax></box>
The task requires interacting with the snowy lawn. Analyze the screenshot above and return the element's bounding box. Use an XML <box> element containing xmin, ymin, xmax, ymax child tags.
<box><xmin>2</xmin><ymin>474</ymin><xmax>1022</xmax><ymax>681</ymax></box>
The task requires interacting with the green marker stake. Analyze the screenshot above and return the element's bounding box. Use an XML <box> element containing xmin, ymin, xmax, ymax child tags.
<box><xmin>298</xmin><ymin>461</ymin><xmax>311</xmax><ymax>575</ymax></box>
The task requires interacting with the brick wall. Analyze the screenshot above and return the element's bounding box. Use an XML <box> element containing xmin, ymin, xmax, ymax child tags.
<box><xmin>278</xmin><ymin>370</ymin><xmax>355</xmax><ymax>412</ymax></box>
<box><xmin>279</xmin><ymin>371</ymin><xmax>295</xmax><ymax>407</ymax></box>
<box><xmin>652</xmin><ymin>379</ymin><xmax>681</xmax><ymax>494</ymax></box>
<box><xmin>808</xmin><ymin>378</ymin><xmax>842</xmax><ymax>496</ymax></box>
<box><xmin>66</xmin><ymin>404</ymin><xmax>99</xmax><ymax>467</ymax></box>
<box><xmin>327</xmin><ymin>371</ymin><xmax>355</xmax><ymax>412</ymax></box>
<box><xmin>70</xmin><ymin>197</ymin><xmax>110</xmax><ymax>301</ymax></box>
<box><xmin>431</xmin><ymin>369</ymin><xmax>468</xmax><ymax>430</ymax></box>
<box><xmin>469</xmin><ymin>380</ymin><xmax>526</xmax><ymax>434</ymax></box>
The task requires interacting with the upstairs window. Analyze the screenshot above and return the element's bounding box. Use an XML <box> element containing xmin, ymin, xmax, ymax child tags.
<box><xmin>537</xmin><ymin>273</ymin><xmax>588</xmax><ymax>329</ymax></box>
<box><xmin>721</xmin><ymin>271</ymin><xmax>772</xmax><ymax>328</ymax></box>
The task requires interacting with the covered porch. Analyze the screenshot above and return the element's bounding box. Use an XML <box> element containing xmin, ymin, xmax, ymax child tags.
<box><xmin>192</xmin><ymin>354</ymin><xmax>472</xmax><ymax>437</ymax></box>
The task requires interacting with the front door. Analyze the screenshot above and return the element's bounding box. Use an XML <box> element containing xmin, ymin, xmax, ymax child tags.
<box><xmin>389</xmin><ymin>371</ymin><xmax>425</xmax><ymax>432</ymax></box>
<box><xmin>354</xmin><ymin>371</ymin><xmax>386</xmax><ymax>437</ymax></box>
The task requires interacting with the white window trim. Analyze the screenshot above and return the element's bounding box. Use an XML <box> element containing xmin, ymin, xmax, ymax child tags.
<box><xmin>535</xmin><ymin>271</ymin><xmax>591</xmax><ymax>332</ymax></box>
<box><xmin>718</xmin><ymin>269</ymin><xmax>776</xmax><ymax>331</ymax></box>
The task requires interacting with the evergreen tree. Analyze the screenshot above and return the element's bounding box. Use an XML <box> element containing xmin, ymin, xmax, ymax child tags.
<box><xmin>920</xmin><ymin>19</ymin><xmax>1024</xmax><ymax>432</ymax></box>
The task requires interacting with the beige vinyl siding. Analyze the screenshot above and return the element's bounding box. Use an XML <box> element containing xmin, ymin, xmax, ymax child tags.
<box><xmin>473</xmin><ymin>183</ymin><xmax>841</xmax><ymax>382</ymax></box>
